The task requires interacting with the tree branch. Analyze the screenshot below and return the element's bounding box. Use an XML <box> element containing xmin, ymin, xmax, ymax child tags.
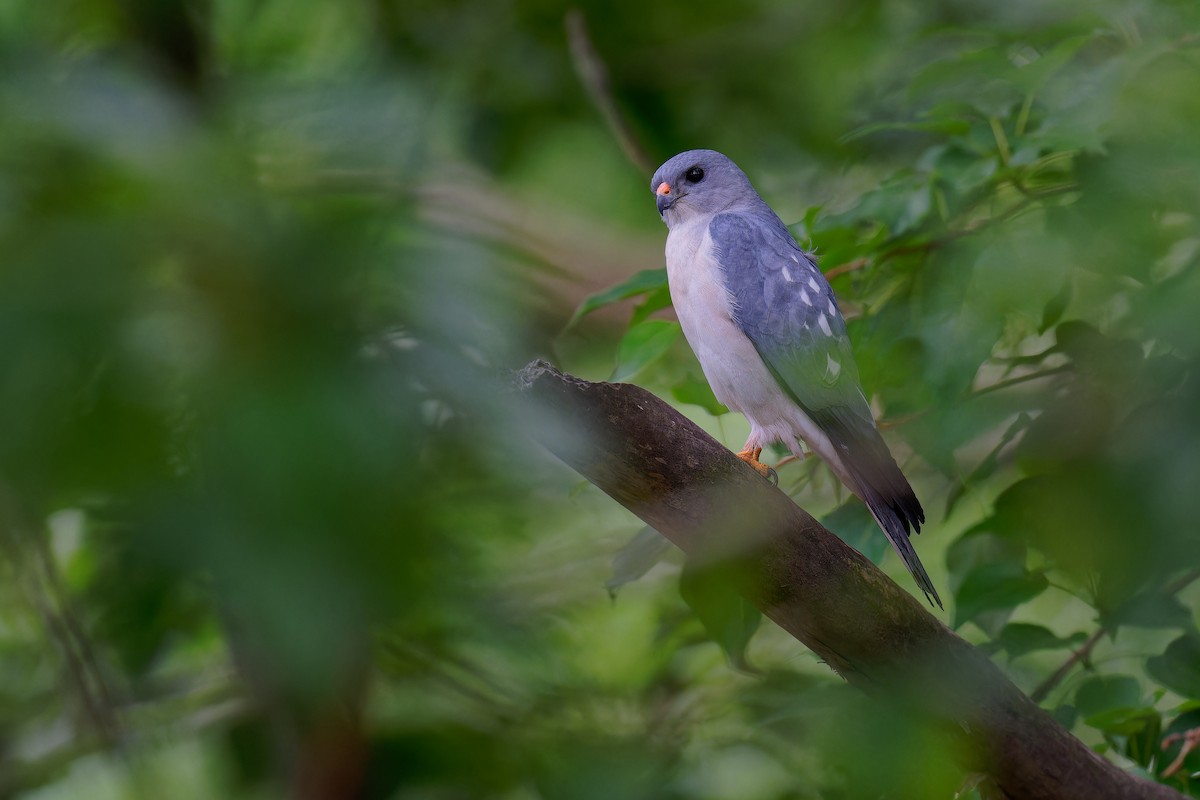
<box><xmin>515</xmin><ymin>360</ymin><xmax>1183</xmax><ymax>800</ymax></box>
<box><xmin>565</xmin><ymin>9</ymin><xmax>654</xmax><ymax>176</ymax></box>
<box><xmin>1031</xmin><ymin>567</ymin><xmax>1200</xmax><ymax>703</ymax></box>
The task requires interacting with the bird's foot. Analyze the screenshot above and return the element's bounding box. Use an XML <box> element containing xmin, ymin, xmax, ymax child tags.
<box><xmin>735</xmin><ymin>447</ymin><xmax>778</xmax><ymax>485</ymax></box>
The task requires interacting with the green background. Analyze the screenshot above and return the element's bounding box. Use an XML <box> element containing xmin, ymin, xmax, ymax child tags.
<box><xmin>1</xmin><ymin>1</ymin><xmax>1199</xmax><ymax>797</ymax></box>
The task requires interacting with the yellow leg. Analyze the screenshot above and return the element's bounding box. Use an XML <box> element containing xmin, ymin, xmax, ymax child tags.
<box><xmin>735</xmin><ymin>447</ymin><xmax>775</xmax><ymax>481</ymax></box>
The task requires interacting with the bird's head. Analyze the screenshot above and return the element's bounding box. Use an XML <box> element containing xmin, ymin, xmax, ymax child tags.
<box><xmin>650</xmin><ymin>149</ymin><xmax>762</xmax><ymax>228</ymax></box>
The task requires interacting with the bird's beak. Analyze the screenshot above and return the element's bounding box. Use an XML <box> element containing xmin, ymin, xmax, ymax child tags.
<box><xmin>655</xmin><ymin>181</ymin><xmax>676</xmax><ymax>215</ymax></box>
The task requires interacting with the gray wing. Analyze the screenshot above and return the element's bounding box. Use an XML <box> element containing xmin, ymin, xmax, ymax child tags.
<box><xmin>710</xmin><ymin>212</ymin><xmax>939</xmax><ymax>607</ymax></box>
<box><xmin>711</xmin><ymin>213</ymin><xmax>865</xmax><ymax>412</ymax></box>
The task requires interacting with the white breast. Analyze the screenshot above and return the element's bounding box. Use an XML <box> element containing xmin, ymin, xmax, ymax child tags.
<box><xmin>664</xmin><ymin>218</ymin><xmax>844</xmax><ymax>473</ymax></box>
<box><xmin>665</xmin><ymin>221</ymin><xmax>788</xmax><ymax>420</ymax></box>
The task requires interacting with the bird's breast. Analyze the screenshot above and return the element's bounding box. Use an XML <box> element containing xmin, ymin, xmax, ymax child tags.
<box><xmin>664</xmin><ymin>221</ymin><xmax>789</xmax><ymax>420</ymax></box>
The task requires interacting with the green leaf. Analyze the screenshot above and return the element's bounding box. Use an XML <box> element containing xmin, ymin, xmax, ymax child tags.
<box><xmin>953</xmin><ymin>562</ymin><xmax>1047</xmax><ymax>628</ymax></box>
<box><xmin>1051</xmin><ymin>704</ymin><xmax>1077</xmax><ymax>729</ymax></box>
<box><xmin>1038</xmin><ymin>279</ymin><xmax>1071</xmax><ymax>334</ymax></box>
<box><xmin>1126</xmin><ymin>718</ymin><xmax>1165</xmax><ymax>770</ymax></box>
<box><xmin>1084</xmin><ymin>706</ymin><xmax>1159</xmax><ymax>737</ymax></box>
<box><xmin>605</xmin><ymin>526</ymin><xmax>673</xmax><ymax>598</ymax></box>
<box><xmin>629</xmin><ymin>285</ymin><xmax>672</xmax><ymax>326</ymax></box>
<box><xmin>1107</xmin><ymin>591</ymin><xmax>1194</xmax><ymax>632</ymax></box>
<box><xmin>679</xmin><ymin>557</ymin><xmax>762</xmax><ymax>673</ymax></box>
<box><xmin>927</xmin><ymin>142</ymin><xmax>999</xmax><ymax>202</ymax></box>
<box><xmin>1147</xmin><ymin>635</ymin><xmax>1200</xmax><ymax>699</ymax></box>
<box><xmin>788</xmin><ymin>204</ymin><xmax>823</xmax><ymax>244</ymax></box>
<box><xmin>670</xmin><ymin>373</ymin><xmax>727</xmax><ymax>416</ymax></box>
<box><xmin>982</xmin><ymin>623</ymin><xmax>1087</xmax><ymax>658</ymax></box>
<box><xmin>823</xmin><ymin>500</ymin><xmax>888</xmax><ymax>564</ymax></box>
<box><xmin>1085</xmin><ymin>706</ymin><xmax>1162</xmax><ymax>768</ymax></box>
<box><xmin>1055</xmin><ymin>320</ymin><xmax>1144</xmax><ymax>383</ymax></box>
<box><xmin>567</xmin><ymin>269</ymin><xmax>668</xmax><ymax>328</ymax></box>
<box><xmin>1012</xmin><ymin>34</ymin><xmax>1098</xmax><ymax>93</ymax></box>
<box><xmin>610</xmin><ymin>319</ymin><xmax>680</xmax><ymax>381</ymax></box>
<box><xmin>819</xmin><ymin>172</ymin><xmax>935</xmax><ymax>237</ymax></box>
<box><xmin>841</xmin><ymin>117</ymin><xmax>972</xmax><ymax>143</ymax></box>
<box><xmin>945</xmin><ymin>530</ymin><xmax>1026</xmax><ymax>593</ymax></box>
<box><xmin>808</xmin><ymin>221</ymin><xmax>881</xmax><ymax>270</ymax></box>
<box><xmin>906</xmin><ymin>46</ymin><xmax>1023</xmax><ymax>118</ymax></box>
<box><xmin>1162</xmin><ymin>710</ymin><xmax>1200</xmax><ymax>777</ymax></box>
<box><xmin>945</xmin><ymin>413</ymin><xmax>1032</xmax><ymax>517</ymax></box>
<box><xmin>1075</xmin><ymin>675</ymin><xmax>1143</xmax><ymax>719</ymax></box>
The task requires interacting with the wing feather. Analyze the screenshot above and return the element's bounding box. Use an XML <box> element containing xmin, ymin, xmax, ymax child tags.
<box><xmin>709</xmin><ymin>212</ymin><xmax>940</xmax><ymax>607</ymax></box>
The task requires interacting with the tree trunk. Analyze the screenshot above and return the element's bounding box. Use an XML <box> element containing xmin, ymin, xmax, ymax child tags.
<box><xmin>515</xmin><ymin>360</ymin><xmax>1182</xmax><ymax>800</ymax></box>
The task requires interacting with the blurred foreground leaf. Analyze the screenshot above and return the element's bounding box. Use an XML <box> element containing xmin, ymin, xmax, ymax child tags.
<box><xmin>954</xmin><ymin>563</ymin><xmax>1048</xmax><ymax>629</ymax></box>
<box><xmin>611</xmin><ymin>319</ymin><xmax>681</xmax><ymax>381</ymax></box>
<box><xmin>982</xmin><ymin>623</ymin><xmax>1088</xmax><ymax>658</ymax></box>
<box><xmin>1147</xmin><ymin>635</ymin><xmax>1200</xmax><ymax>699</ymax></box>
<box><xmin>569</xmin><ymin>268</ymin><xmax>668</xmax><ymax>328</ymax></box>
<box><xmin>679</xmin><ymin>558</ymin><xmax>761</xmax><ymax>673</ymax></box>
<box><xmin>606</xmin><ymin>526</ymin><xmax>673</xmax><ymax>597</ymax></box>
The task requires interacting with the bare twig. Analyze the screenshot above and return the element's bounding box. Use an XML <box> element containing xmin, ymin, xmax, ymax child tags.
<box><xmin>771</xmin><ymin>449</ymin><xmax>821</xmax><ymax>472</ymax></box>
<box><xmin>821</xmin><ymin>182</ymin><xmax>1079</xmax><ymax>284</ymax></box>
<box><xmin>1031</xmin><ymin>567</ymin><xmax>1200</xmax><ymax>703</ymax></box>
<box><xmin>1162</xmin><ymin>727</ymin><xmax>1200</xmax><ymax>778</ymax></box>
<box><xmin>1029</xmin><ymin>628</ymin><xmax>1106</xmax><ymax>704</ymax></box>
<box><xmin>565</xmin><ymin>9</ymin><xmax>654</xmax><ymax>175</ymax></box>
<box><xmin>33</xmin><ymin>530</ymin><xmax>121</xmax><ymax>735</ymax></box>
<box><xmin>822</xmin><ymin>257</ymin><xmax>869</xmax><ymax>281</ymax></box>
<box><xmin>25</xmin><ymin>569</ymin><xmax>118</xmax><ymax>743</ymax></box>
<box><xmin>971</xmin><ymin>365</ymin><xmax>1073</xmax><ymax>398</ymax></box>
<box><xmin>0</xmin><ymin>495</ymin><xmax>123</xmax><ymax>749</ymax></box>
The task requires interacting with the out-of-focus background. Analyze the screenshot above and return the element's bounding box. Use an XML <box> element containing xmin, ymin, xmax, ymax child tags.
<box><xmin>1</xmin><ymin>1</ymin><xmax>1199</xmax><ymax>798</ymax></box>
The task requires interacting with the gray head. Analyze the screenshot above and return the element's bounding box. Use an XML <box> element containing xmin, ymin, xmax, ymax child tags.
<box><xmin>650</xmin><ymin>149</ymin><xmax>766</xmax><ymax>228</ymax></box>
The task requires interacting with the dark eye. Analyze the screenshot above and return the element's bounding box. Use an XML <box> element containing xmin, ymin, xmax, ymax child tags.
<box><xmin>684</xmin><ymin>166</ymin><xmax>705</xmax><ymax>183</ymax></box>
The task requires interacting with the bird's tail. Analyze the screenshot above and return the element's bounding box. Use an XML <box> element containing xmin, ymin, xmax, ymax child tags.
<box><xmin>801</xmin><ymin>404</ymin><xmax>942</xmax><ymax>608</ymax></box>
<box><xmin>863</xmin><ymin>497</ymin><xmax>942</xmax><ymax>609</ymax></box>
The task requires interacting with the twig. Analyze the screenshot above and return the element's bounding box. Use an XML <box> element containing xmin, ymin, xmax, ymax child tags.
<box><xmin>1162</xmin><ymin>727</ymin><xmax>1200</xmax><ymax>778</ymax></box>
<box><xmin>1</xmin><ymin>494</ymin><xmax>122</xmax><ymax>748</ymax></box>
<box><xmin>824</xmin><ymin>240</ymin><xmax>940</xmax><ymax>283</ymax></box>
<box><xmin>1029</xmin><ymin>628</ymin><xmax>1106</xmax><ymax>704</ymax></box>
<box><xmin>822</xmin><ymin>182</ymin><xmax>1080</xmax><ymax>285</ymax></box>
<box><xmin>871</xmin><ymin>366</ymin><xmax>1066</xmax><ymax>433</ymax></box>
<box><xmin>565</xmin><ymin>9</ymin><xmax>654</xmax><ymax>175</ymax></box>
<box><xmin>971</xmin><ymin>365</ymin><xmax>1073</xmax><ymax>398</ymax></box>
<box><xmin>771</xmin><ymin>452</ymin><xmax>814</xmax><ymax>471</ymax></box>
<box><xmin>1031</xmin><ymin>567</ymin><xmax>1200</xmax><ymax>703</ymax></box>
<box><xmin>822</xmin><ymin>257</ymin><xmax>869</xmax><ymax>281</ymax></box>
<box><xmin>33</xmin><ymin>531</ymin><xmax>121</xmax><ymax>735</ymax></box>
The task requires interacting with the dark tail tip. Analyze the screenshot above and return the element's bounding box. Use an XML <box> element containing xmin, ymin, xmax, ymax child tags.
<box><xmin>867</xmin><ymin>500</ymin><xmax>943</xmax><ymax>610</ymax></box>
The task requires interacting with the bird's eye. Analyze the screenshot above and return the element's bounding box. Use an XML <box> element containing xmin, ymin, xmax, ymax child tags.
<box><xmin>684</xmin><ymin>167</ymin><xmax>705</xmax><ymax>183</ymax></box>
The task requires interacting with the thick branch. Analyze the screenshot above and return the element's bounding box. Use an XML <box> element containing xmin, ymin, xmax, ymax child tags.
<box><xmin>516</xmin><ymin>360</ymin><xmax>1182</xmax><ymax>800</ymax></box>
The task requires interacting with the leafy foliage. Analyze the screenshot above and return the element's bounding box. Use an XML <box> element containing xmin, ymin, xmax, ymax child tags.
<box><xmin>575</xmin><ymin>4</ymin><xmax>1200</xmax><ymax>795</ymax></box>
<box><xmin>2</xmin><ymin>1</ymin><xmax>1199</xmax><ymax>798</ymax></box>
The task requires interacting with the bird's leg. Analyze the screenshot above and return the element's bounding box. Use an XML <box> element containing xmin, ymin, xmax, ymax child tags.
<box><xmin>735</xmin><ymin>446</ymin><xmax>765</xmax><ymax>471</ymax></box>
<box><xmin>735</xmin><ymin>447</ymin><xmax>778</xmax><ymax>485</ymax></box>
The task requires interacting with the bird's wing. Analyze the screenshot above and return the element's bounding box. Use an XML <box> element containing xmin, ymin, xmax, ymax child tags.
<box><xmin>710</xmin><ymin>212</ymin><xmax>940</xmax><ymax>607</ymax></box>
<box><xmin>710</xmin><ymin>213</ymin><xmax>865</xmax><ymax>412</ymax></box>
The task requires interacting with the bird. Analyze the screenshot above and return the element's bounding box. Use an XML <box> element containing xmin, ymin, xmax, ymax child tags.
<box><xmin>651</xmin><ymin>149</ymin><xmax>941</xmax><ymax>608</ymax></box>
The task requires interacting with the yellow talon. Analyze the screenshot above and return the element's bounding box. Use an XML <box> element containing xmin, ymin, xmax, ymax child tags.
<box><xmin>735</xmin><ymin>447</ymin><xmax>774</xmax><ymax>481</ymax></box>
